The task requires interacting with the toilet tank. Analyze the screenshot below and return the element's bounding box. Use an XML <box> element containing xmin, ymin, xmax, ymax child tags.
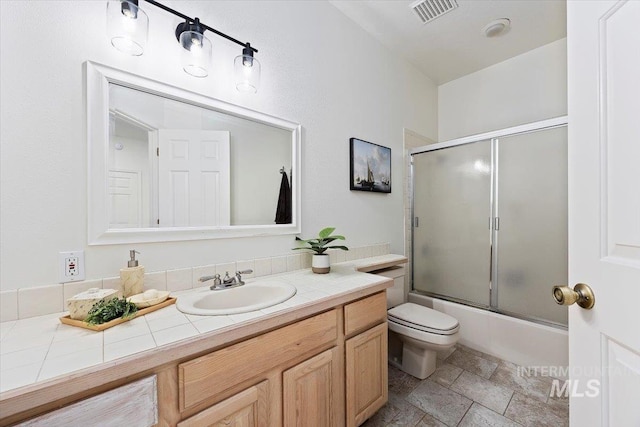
<box><xmin>373</xmin><ymin>265</ymin><xmax>406</xmax><ymax>308</ymax></box>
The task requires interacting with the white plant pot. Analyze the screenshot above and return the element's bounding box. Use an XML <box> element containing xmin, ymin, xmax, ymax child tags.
<box><xmin>312</xmin><ymin>254</ymin><xmax>330</xmax><ymax>274</ymax></box>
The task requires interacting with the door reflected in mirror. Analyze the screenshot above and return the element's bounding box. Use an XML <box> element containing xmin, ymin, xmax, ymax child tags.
<box><xmin>87</xmin><ymin>62</ymin><xmax>300</xmax><ymax>244</ymax></box>
<box><xmin>109</xmin><ymin>84</ymin><xmax>292</xmax><ymax>228</ymax></box>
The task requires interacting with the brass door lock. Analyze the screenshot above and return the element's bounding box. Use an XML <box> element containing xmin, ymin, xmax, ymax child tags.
<box><xmin>552</xmin><ymin>283</ymin><xmax>595</xmax><ymax>309</ymax></box>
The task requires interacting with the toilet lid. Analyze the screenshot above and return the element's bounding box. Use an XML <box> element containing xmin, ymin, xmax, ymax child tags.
<box><xmin>388</xmin><ymin>303</ymin><xmax>459</xmax><ymax>335</ymax></box>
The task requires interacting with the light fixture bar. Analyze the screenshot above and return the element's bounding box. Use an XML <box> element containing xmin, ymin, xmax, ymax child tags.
<box><xmin>143</xmin><ymin>0</ymin><xmax>258</xmax><ymax>53</ymax></box>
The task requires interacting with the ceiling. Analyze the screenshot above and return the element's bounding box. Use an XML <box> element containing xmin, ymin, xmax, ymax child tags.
<box><xmin>329</xmin><ymin>0</ymin><xmax>566</xmax><ymax>84</ymax></box>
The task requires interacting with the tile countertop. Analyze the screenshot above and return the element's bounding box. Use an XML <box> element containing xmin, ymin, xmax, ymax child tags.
<box><xmin>0</xmin><ymin>254</ymin><xmax>407</xmax><ymax>395</ymax></box>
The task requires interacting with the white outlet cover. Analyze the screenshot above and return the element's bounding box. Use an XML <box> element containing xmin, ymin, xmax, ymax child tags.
<box><xmin>59</xmin><ymin>251</ymin><xmax>85</xmax><ymax>283</ymax></box>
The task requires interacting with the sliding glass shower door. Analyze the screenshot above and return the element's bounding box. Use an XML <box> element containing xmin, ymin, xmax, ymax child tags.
<box><xmin>494</xmin><ymin>127</ymin><xmax>568</xmax><ymax>325</ymax></box>
<box><xmin>412</xmin><ymin>140</ymin><xmax>492</xmax><ymax>307</ymax></box>
<box><xmin>412</xmin><ymin>124</ymin><xmax>568</xmax><ymax>327</ymax></box>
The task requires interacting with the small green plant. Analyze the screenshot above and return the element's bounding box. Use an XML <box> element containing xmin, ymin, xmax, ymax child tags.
<box><xmin>85</xmin><ymin>296</ymin><xmax>138</xmax><ymax>325</ymax></box>
<box><xmin>293</xmin><ymin>227</ymin><xmax>349</xmax><ymax>255</ymax></box>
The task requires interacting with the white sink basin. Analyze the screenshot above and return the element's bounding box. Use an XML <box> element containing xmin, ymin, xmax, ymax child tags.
<box><xmin>176</xmin><ymin>280</ymin><xmax>297</xmax><ymax>315</ymax></box>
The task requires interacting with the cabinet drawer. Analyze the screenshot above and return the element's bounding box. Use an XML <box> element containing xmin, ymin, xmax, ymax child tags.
<box><xmin>178</xmin><ymin>380</ymin><xmax>269</xmax><ymax>427</ymax></box>
<box><xmin>344</xmin><ymin>292</ymin><xmax>387</xmax><ymax>337</ymax></box>
<box><xmin>179</xmin><ymin>309</ymin><xmax>338</xmax><ymax>412</ymax></box>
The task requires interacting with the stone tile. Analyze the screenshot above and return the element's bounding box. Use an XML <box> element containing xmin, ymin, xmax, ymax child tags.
<box><xmin>416</xmin><ymin>413</ymin><xmax>448</xmax><ymax>427</ymax></box>
<box><xmin>546</xmin><ymin>394</ymin><xmax>570</xmax><ymax>421</ymax></box>
<box><xmin>407</xmin><ymin>380</ymin><xmax>472</xmax><ymax>427</ymax></box>
<box><xmin>360</xmin><ymin>399</ymin><xmax>400</xmax><ymax>427</ymax></box>
<box><xmin>459</xmin><ymin>403</ymin><xmax>521</xmax><ymax>427</ymax></box>
<box><xmin>490</xmin><ymin>360</ymin><xmax>552</xmax><ymax>402</ymax></box>
<box><xmin>445</xmin><ymin>348</ymin><xmax>498</xmax><ymax>379</ymax></box>
<box><xmin>388</xmin><ymin>364</ymin><xmax>421</xmax><ymax>397</ymax></box>
<box><xmin>428</xmin><ymin>363</ymin><xmax>463</xmax><ymax>387</ymax></box>
<box><xmin>386</xmin><ymin>394</ymin><xmax>426</xmax><ymax>427</ymax></box>
<box><xmin>504</xmin><ymin>392</ymin><xmax>569</xmax><ymax>427</ymax></box>
<box><xmin>436</xmin><ymin>345</ymin><xmax>457</xmax><ymax>361</ymax></box>
<box><xmin>450</xmin><ymin>371</ymin><xmax>514</xmax><ymax>414</ymax></box>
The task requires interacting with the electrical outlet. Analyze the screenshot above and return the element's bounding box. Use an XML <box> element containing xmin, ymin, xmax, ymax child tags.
<box><xmin>59</xmin><ymin>251</ymin><xmax>85</xmax><ymax>283</ymax></box>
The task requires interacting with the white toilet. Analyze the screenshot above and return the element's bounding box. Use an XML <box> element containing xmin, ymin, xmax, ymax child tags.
<box><xmin>379</xmin><ymin>266</ymin><xmax>460</xmax><ymax>379</ymax></box>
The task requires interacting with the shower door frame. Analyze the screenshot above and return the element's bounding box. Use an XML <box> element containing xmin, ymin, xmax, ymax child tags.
<box><xmin>409</xmin><ymin>115</ymin><xmax>569</xmax><ymax>329</ymax></box>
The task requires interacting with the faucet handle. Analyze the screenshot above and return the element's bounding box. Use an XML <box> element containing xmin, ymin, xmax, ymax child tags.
<box><xmin>213</xmin><ymin>274</ymin><xmax>221</xmax><ymax>286</ymax></box>
<box><xmin>223</xmin><ymin>271</ymin><xmax>232</xmax><ymax>282</ymax></box>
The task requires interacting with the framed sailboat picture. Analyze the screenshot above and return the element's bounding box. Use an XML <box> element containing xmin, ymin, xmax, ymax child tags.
<box><xmin>349</xmin><ymin>138</ymin><xmax>391</xmax><ymax>193</ymax></box>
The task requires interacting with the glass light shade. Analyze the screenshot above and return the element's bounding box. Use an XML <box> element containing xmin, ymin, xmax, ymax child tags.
<box><xmin>179</xmin><ymin>31</ymin><xmax>212</xmax><ymax>78</ymax></box>
<box><xmin>106</xmin><ymin>0</ymin><xmax>148</xmax><ymax>56</ymax></box>
<box><xmin>234</xmin><ymin>54</ymin><xmax>261</xmax><ymax>93</ymax></box>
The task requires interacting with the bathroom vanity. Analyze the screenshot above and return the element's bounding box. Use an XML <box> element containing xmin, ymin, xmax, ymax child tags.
<box><xmin>0</xmin><ymin>256</ymin><xmax>407</xmax><ymax>427</ymax></box>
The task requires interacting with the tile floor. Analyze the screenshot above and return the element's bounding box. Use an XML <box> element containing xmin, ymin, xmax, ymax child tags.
<box><xmin>363</xmin><ymin>345</ymin><xmax>569</xmax><ymax>427</ymax></box>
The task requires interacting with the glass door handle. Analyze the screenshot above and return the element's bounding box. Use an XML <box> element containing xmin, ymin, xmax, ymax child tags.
<box><xmin>552</xmin><ymin>283</ymin><xmax>595</xmax><ymax>309</ymax></box>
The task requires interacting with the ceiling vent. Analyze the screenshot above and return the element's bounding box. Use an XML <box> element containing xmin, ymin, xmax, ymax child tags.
<box><xmin>410</xmin><ymin>0</ymin><xmax>459</xmax><ymax>24</ymax></box>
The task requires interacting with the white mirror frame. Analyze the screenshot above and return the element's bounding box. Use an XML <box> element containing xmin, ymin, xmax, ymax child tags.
<box><xmin>87</xmin><ymin>61</ymin><xmax>301</xmax><ymax>245</ymax></box>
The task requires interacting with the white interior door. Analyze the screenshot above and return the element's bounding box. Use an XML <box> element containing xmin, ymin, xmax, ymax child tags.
<box><xmin>158</xmin><ymin>130</ymin><xmax>230</xmax><ymax>227</ymax></box>
<box><xmin>568</xmin><ymin>1</ymin><xmax>640</xmax><ymax>425</ymax></box>
<box><xmin>108</xmin><ymin>169</ymin><xmax>141</xmax><ymax>228</ymax></box>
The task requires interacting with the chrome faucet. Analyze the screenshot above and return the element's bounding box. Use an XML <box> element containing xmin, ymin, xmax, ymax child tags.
<box><xmin>199</xmin><ymin>269</ymin><xmax>253</xmax><ymax>290</ymax></box>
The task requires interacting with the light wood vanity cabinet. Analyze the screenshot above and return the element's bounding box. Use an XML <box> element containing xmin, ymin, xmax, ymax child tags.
<box><xmin>283</xmin><ymin>347</ymin><xmax>341</xmax><ymax>426</ymax></box>
<box><xmin>178</xmin><ymin>292</ymin><xmax>387</xmax><ymax>427</ymax></box>
<box><xmin>344</xmin><ymin>292</ymin><xmax>388</xmax><ymax>427</ymax></box>
<box><xmin>177</xmin><ymin>380</ymin><xmax>270</xmax><ymax>427</ymax></box>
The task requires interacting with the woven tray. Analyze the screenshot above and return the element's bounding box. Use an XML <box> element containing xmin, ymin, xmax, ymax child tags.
<box><xmin>59</xmin><ymin>297</ymin><xmax>176</xmax><ymax>331</ymax></box>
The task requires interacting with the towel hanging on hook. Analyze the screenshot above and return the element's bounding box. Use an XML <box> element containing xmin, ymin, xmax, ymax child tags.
<box><xmin>275</xmin><ymin>167</ymin><xmax>292</xmax><ymax>224</ymax></box>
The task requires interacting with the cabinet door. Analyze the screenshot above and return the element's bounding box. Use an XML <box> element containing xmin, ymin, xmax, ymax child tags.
<box><xmin>345</xmin><ymin>323</ymin><xmax>388</xmax><ymax>427</ymax></box>
<box><xmin>283</xmin><ymin>347</ymin><xmax>341</xmax><ymax>427</ymax></box>
<box><xmin>177</xmin><ymin>380</ymin><xmax>269</xmax><ymax>427</ymax></box>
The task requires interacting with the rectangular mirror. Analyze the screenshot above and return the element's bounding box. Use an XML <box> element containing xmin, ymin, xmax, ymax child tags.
<box><xmin>87</xmin><ymin>62</ymin><xmax>301</xmax><ymax>244</ymax></box>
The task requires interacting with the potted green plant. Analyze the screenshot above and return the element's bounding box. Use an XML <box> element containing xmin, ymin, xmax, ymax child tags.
<box><xmin>294</xmin><ymin>227</ymin><xmax>349</xmax><ymax>273</ymax></box>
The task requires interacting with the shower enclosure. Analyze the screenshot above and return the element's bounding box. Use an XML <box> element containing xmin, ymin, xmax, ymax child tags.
<box><xmin>411</xmin><ymin>118</ymin><xmax>568</xmax><ymax>327</ymax></box>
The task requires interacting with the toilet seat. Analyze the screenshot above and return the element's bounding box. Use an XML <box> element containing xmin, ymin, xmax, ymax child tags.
<box><xmin>388</xmin><ymin>303</ymin><xmax>459</xmax><ymax>335</ymax></box>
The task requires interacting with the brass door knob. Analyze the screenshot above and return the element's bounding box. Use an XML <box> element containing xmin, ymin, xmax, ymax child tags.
<box><xmin>552</xmin><ymin>283</ymin><xmax>595</xmax><ymax>309</ymax></box>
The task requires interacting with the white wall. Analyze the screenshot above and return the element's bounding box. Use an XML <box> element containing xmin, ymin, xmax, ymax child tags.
<box><xmin>0</xmin><ymin>1</ymin><xmax>437</xmax><ymax>290</ymax></box>
<box><xmin>438</xmin><ymin>38</ymin><xmax>567</xmax><ymax>141</ymax></box>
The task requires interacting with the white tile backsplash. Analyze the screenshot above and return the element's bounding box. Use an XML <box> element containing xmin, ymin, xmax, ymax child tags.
<box><xmin>144</xmin><ymin>271</ymin><xmax>167</xmax><ymax>291</ymax></box>
<box><xmin>192</xmin><ymin>265</ymin><xmax>216</xmax><ymax>288</ymax></box>
<box><xmin>166</xmin><ymin>268</ymin><xmax>192</xmax><ymax>292</ymax></box>
<box><xmin>0</xmin><ymin>290</ymin><xmax>18</xmax><ymax>322</ymax></box>
<box><xmin>1</xmin><ymin>242</ymin><xmax>391</xmax><ymax>321</ymax></box>
<box><xmin>18</xmin><ymin>284</ymin><xmax>63</xmax><ymax>319</ymax></box>
<box><xmin>286</xmin><ymin>254</ymin><xmax>302</xmax><ymax>271</ymax></box>
<box><xmin>102</xmin><ymin>277</ymin><xmax>121</xmax><ymax>294</ymax></box>
<box><xmin>271</xmin><ymin>256</ymin><xmax>287</xmax><ymax>274</ymax></box>
<box><xmin>236</xmin><ymin>260</ymin><xmax>255</xmax><ymax>279</ymax></box>
<box><xmin>253</xmin><ymin>258</ymin><xmax>272</xmax><ymax>277</ymax></box>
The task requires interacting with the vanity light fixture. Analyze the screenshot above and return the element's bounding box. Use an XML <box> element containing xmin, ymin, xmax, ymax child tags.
<box><xmin>106</xmin><ymin>0</ymin><xmax>260</xmax><ymax>91</ymax></box>
<box><xmin>176</xmin><ymin>18</ymin><xmax>212</xmax><ymax>77</ymax></box>
<box><xmin>234</xmin><ymin>43</ymin><xmax>261</xmax><ymax>93</ymax></box>
<box><xmin>107</xmin><ymin>0</ymin><xmax>149</xmax><ymax>56</ymax></box>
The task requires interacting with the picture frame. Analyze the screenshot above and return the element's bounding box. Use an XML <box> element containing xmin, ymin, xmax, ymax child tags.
<box><xmin>349</xmin><ymin>138</ymin><xmax>391</xmax><ymax>193</ymax></box>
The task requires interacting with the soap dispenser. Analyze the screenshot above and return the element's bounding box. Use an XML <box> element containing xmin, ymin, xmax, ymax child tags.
<box><xmin>119</xmin><ymin>250</ymin><xmax>145</xmax><ymax>297</ymax></box>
